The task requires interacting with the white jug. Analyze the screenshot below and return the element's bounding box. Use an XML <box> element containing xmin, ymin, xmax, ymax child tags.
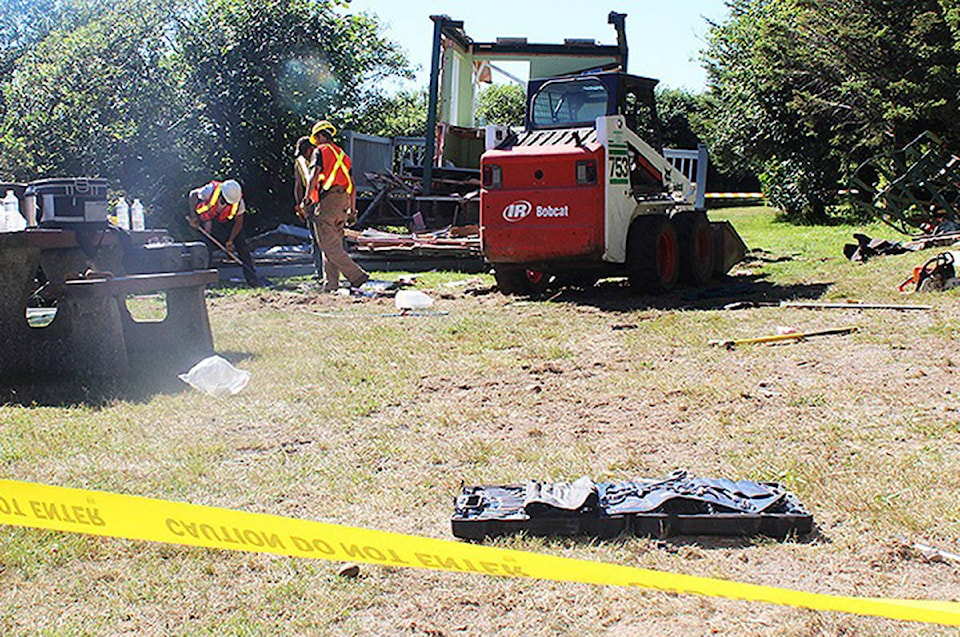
<box><xmin>130</xmin><ymin>198</ymin><xmax>145</xmax><ymax>231</ymax></box>
<box><xmin>1</xmin><ymin>190</ymin><xmax>25</xmax><ymax>232</ymax></box>
<box><xmin>114</xmin><ymin>197</ymin><xmax>130</xmax><ymax>230</ymax></box>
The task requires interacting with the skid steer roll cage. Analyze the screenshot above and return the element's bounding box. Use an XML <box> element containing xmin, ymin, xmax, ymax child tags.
<box><xmin>526</xmin><ymin>72</ymin><xmax>664</xmax><ymax>152</ymax></box>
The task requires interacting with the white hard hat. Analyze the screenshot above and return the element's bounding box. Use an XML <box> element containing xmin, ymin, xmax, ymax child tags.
<box><xmin>221</xmin><ymin>180</ymin><xmax>242</xmax><ymax>204</ymax></box>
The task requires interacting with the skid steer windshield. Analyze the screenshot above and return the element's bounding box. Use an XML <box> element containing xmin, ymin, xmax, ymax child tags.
<box><xmin>530</xmin><ymin>77</ymin><xmax>609</xmax><ymax>129</ymax></box>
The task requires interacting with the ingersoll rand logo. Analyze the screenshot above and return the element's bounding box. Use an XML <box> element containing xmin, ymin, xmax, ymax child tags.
<box><xmin>502</xmin><ymin>200</ymin><xmax>532</xmax><ymax>222</ymax></box>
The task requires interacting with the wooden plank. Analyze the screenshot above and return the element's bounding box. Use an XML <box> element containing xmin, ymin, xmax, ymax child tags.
<box><xmin>780</xmin><ymin>301</ymin><xmax>932</xmax><ymax>311</ymax></box>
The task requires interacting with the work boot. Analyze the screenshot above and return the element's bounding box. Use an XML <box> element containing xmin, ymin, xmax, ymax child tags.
<box><xmin>321</xmin><ymin>278</ymin><xmax>342</xmax><ymax>293</ymax></box>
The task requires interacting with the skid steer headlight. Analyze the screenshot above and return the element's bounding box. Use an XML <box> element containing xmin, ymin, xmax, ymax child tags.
<box><xmin>576</xmin><ymin>160</ymin><xmax>597</xmax><ymax>185</ymax></box>
<box><xmin>482</xmin><ymin>164</ymin><xmax>502</xmax><ymax>189</ymax></box>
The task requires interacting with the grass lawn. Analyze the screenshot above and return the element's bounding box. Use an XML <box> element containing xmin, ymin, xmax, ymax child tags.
<box><xmin>2</xmin><ymin>206</ymin><xmax>959</xmax><ymax>635</ymax></box>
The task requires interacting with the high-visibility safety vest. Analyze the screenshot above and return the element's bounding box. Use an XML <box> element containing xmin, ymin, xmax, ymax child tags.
<box><xmin>310</xmin><ymin>143</ymin><xmax>354</xmax><ymax>201</ymax></box>
<box><xmin>195</xmin><ymin>181</ymin><xmax>240</xmax><ymax>223</ymax></box>
<box><xmin>295</xmin><ymin>155</ymin><xmax>315</xmax><ymax>204</ymax></box>
<box><xmin>295</xmin><ymin>156</ymin><xmax>312</xmax><ymax>187</ymax></box>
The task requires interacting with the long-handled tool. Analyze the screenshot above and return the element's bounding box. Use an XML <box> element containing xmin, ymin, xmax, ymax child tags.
<box><xmin>188</xmin><ymin>219</ymin><xmax>244</xmax><ymax>266</ymax></box>
<box><xmin>780</xmin><ymin>301</ymin><xmax>932</xmax><ymax>311</ymax></box>
<box><xmin>709</xmin><ymin>326</ymin><xmax>858</xmax><ymax>349</ymax></box>
<box><xmin>188</xmin><ymin>218</ymin><xmax>271</xmax><ymax>287</ymax></box>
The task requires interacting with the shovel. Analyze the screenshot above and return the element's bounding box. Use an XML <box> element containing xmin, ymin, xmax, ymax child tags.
<box><xmin>188</xmin><ymin>218</ymin><xmax>271</xmax><ymax>287</ymax></box>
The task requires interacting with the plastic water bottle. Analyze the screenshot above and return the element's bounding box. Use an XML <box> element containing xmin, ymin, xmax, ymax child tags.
<box><xmin>6</xmin><ymin>191</ymin><xmax>25</xmax><ymax>231</ymax></box>
<box><xmin>114</xmin><ymin>197</ymin><xmax>130</xmax><ymax>230</ymax></box>
<box><xmin>130</xmin><ymin>198</ymin><xmax>145</xmax><ymax>231</ymax></box>
<box><xmin>1</xmin><ymin>190</ymin><xmax>25</xmax><ymax>232</ymax></box>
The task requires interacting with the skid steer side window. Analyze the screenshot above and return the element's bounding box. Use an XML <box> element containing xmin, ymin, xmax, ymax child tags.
<box><xmin>530</xmin><ymin>78</ymin><xmax>608</xmax><ymax>129</ymax></box>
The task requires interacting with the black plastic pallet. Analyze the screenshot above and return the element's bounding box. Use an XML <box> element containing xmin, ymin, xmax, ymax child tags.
<box><xmin>451</xmin><ymin>476</ymin><xmax>813</xmax><ymax>540</ymax></box>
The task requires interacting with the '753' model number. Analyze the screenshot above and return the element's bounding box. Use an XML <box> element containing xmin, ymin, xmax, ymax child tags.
<box><xmin>609</xmin><ymin>155</ymin><xmax>630</xmax><ymax>182</ymax></box>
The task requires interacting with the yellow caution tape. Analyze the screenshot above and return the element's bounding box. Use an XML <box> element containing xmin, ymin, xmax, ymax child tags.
<box><xmin>2</xmin><ymin>479</ymin><xmax>959</xmax><ymax>626</ymax></box>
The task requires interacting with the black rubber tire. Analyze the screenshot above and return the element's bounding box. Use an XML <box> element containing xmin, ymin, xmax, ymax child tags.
<box><xmin>675</xmin><ymin>212</ymin><xmax>715</xmax><ymax>286</ymax></box>
<box><xmin>626</xmin><ymin>215</ymin><xmax>679</xmax><ymax>293</ymax></box>
<box><xmin>493</xmin><ymin>265</ymin><xmax>550</xmax><ymax>296</ymax></box>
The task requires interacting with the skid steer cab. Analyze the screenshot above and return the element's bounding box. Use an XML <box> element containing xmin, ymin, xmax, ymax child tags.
<box><xmin>480</xmin><ymin>71</ymin><xmax>745</xmax><ymax>295</ymax></box>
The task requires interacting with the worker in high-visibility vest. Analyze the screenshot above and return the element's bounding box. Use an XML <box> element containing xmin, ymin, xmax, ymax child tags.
<box><xmin>188</xmin><ymin>179</ymin><xmax>263</xmax><ymax>286</ymax></box>
<box><xmin>303</xmin><ymin>120</ymin><xmax>368</xmax><ymax>292</ymax></box>
<box><xmin>293</xmin><ymin>135</ymin><xmax>323</xmax><ymax>277</ymax></box>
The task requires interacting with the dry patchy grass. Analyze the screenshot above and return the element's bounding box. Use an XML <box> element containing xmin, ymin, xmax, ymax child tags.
<box><xmin>1</xmin><ymin>207</ymin><xmax>959</xmax><ymax>635</ymax></box>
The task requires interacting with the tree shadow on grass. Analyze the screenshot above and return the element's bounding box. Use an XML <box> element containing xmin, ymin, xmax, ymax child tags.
<box><xmin>541</xmin><ymin>273</ymin><xmax>833</xmax><ymax>314</ymax></box>
<box><xmin>0</xmin><ymin>350</ymin><xmax>256</xmax><ymax>408</ymax></box>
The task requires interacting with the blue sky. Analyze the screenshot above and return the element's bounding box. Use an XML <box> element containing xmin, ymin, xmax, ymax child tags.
<box><xmin>344</xmin><ymin>0</ymin><xmax>730</xmax><ymax>92</ymax></box>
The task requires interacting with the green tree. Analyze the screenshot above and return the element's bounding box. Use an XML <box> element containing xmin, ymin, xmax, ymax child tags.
<box><xmin>656</xmin><ymin>87</ymin><xmax>760</xmax><ymax>193</ymax></box>
<box><xmin>177</xmin><ymin>0</ymin><xmax>411</xmax><ymax>228</ymax></box>
<box><xmin>475</xmin><ymin>83</ymin><xmax>526</xmax><ymax>127</ymax></box>
<box><xmin>1</xmin><ymin>0</ymin><xmax>413</xmax><ymax>230</ymax></box>
<box><xmin>0</xmin><ymin>0</ymin><xmax>196</xmax><ymax>212</ymax></box>
<box><xmin>0</xmin><ymin>0</ymin><xmax>63</xmax><ymax>80</ymax></box>
<box><xmin>939</xmin><ymin>0</ymin><xmax>960</xmax><ymax>67</ymax></box>
<box><xmin>702</xmin><ymin>0</ymin><xmax>960</xmax><ymax>223</ymax></box>
<box><xmin>656</xmin><ymin>88</ymin><xmax>704</xmax><ymax>149</ymax></box>
<box><xmin>0</xmin><ymin>0</ymin><xmax>89</xmax><ymax>176</ymax></box>
<box><xmin>361</xmin><ymin>89</ymin><xmax>427</xmax><ymax>138</ymax></box>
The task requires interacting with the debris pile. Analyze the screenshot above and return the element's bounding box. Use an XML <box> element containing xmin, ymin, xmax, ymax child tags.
<box><xmin>843</xmin><ymin>233</ymin><xmax>911</xmax><ymax>262</ymax></box>
<box><xmin>211</xmin><ymin>223</ymin><xmax>486</xmax><ymax>278</ymax></box>
<box><xmin>350</xmin><ymin>226</ymin><xmax>481</xmax><ymax>258</ymax></box>
<box><xmin>850</xmin><ymin>131</ymin><xmax>960</xmax><ymax>235</ymax></box>
<box><xmin>348</xmin><ymin>225</ymin><xmax>484</xmax><ymax>272</ymax></box>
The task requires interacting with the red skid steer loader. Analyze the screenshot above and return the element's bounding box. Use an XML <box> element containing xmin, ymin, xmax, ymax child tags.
<box><xmin>480</xmin><ymin>71</ymin><xmax>746</xmax><ymax>295</ymax></box>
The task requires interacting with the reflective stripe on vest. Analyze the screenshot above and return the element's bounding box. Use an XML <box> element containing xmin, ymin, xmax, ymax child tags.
<box><xmin>296</xmin><ymin>156</ymin><xmax>318</xmax><ymax>204</ymax></box>
<box><xmin>316</xmin><ymin>143</ymin><xmax>354</xmax><ymax>196</ymax></box>
<box><xmin>295</xmin><ymin>156</ymin><xmax>311</xmax><ymax>187</ymax></box>
<box><xmin>195</xmin><ymin>181</ymin><xmax>240</xmax><ymax>223</ymax></box>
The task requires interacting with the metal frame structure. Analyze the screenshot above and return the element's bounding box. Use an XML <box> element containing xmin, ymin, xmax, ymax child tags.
<box><xmin>423</xmin><ymin>13</ymin><xmax>628</xmax><ymax>194</ymax></box>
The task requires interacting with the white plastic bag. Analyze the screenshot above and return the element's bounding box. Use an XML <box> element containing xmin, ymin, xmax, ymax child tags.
<box><xmin>395</xmin><ymin>289</ymin><xmax>434</xmax><ymax>310</ymax></box>
<box><xmin>178</xmin><ymin>355</ymin><xmax>250</xmax><ymax>397</ymax></box>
